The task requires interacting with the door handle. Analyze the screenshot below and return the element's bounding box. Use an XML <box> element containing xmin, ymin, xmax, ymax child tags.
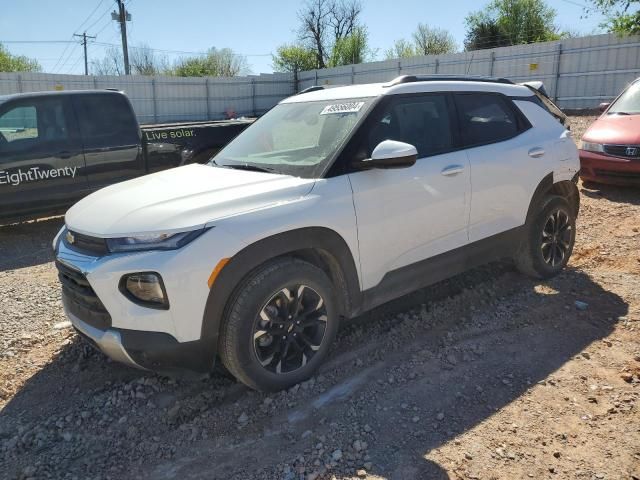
<box><xmin>441</xmin><ymin>165</ymin><xmax>464</xmax><ymax>176</ymax></box>
<box><xmin>55</xmin><ymin>151</ymin><xmax>73</xmax><ymax>159</ymax></box>
<box><xmin>528</xmin><ymin>147</ymin><xmax>545</xmax><ymax>158</ymax></box>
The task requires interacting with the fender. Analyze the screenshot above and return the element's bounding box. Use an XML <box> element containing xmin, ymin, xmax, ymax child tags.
<box><xmin>200</xmin><ymin>227</ymin><xmax>361</xmax><ymax>348</ymax></box>
<box><xmin>525</xmin><ymin>172</ymin><xmax>580</xmax><ymax>224</ymax></box>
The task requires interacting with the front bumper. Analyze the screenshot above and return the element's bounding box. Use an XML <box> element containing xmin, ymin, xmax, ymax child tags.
<box><xmin>56</xmin><ymin>238</ymin><xmax>216</xmax><ymax>374</ymax></box>
<box><xmin>579</xmin><ymin>149</ymin><xmax>640</xmax><ymax>185</ymax></box>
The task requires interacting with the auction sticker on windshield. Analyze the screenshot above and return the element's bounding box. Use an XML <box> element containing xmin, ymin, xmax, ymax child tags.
<box><xmin>320</xmin><ymin>102</ymin><xmax>365</xmax><ymax>115</ymax></box>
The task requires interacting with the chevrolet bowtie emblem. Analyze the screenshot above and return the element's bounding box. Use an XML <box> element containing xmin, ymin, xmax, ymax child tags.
<box><xmin>65</xmin><ymin>231</ymin><xmax>75</xmax><ymax>245</ymax></box>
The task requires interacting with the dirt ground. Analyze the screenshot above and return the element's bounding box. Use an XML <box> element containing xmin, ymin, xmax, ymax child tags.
<box><xmin>1</xmin><ymin>116</ymin><xmax>639</xmax><ymax>480</ymax></box>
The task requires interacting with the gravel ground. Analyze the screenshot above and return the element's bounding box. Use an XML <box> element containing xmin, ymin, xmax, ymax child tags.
<box><xmin>1</xmin><ymin>116</ymin><xmax>639</xmax><ymax>480</ymax></box>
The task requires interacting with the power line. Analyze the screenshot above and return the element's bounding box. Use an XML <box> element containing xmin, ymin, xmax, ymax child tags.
<box><xmin>51</xmin><ymin>0</ymin><xmax>106</xmax><ymax>73</ymax></box>
<box><xmin>73</xmin><ymin>32</ymin><xmax>97</xmax><ymax>75</ymax></box>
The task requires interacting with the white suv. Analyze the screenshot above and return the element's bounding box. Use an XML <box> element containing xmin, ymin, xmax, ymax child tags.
<box><xmin>54</xmin><ymin>75</ymin><xmax>580</xmax><ymax>391</ymax></box>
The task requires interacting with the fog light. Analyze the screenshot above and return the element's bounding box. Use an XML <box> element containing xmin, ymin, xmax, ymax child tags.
<box><xmin>121</xmin><ymin>272</ymin><xmax>169</xmax><ymax>309</ymax></box>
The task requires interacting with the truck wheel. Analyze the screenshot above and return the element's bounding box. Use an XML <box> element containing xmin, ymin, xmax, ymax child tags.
<box><xmin>514</xmin><ymin>195</ymin><xmax>576</xmax><ymax>279</ymax></box>
<box><xmin>218</xmin><ymin>258</ymin><xmax>339</xmax><ymax>391</ymax></box>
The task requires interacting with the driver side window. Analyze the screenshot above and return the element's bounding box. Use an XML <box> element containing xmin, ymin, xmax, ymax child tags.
<box><xmin>364</xmin><ymin>94</ymin><xmax>453</xmax><ymax>159</ymax></box>
<box><xmin>0</xmin><ymin>99</ymin><xmax>69</xmax><ymax>156</ymax></box>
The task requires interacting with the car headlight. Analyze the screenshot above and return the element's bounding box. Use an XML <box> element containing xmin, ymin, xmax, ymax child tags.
<box><xmin>579</xmin><ymin>140</ymin><xmax>604</xmax><ymax>153</ymax></box>
<box><xmin>106</xmin><ymin>228</ymin><xmax>209</xmax><ymax>253</ymax></box>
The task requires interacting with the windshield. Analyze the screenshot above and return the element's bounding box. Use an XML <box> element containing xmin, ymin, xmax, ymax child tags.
<box><xmin>608</xmin><ymin>81</ymin><xmax>640</xmax><ymax>115</ymax></box>
<box><xmin>211</xmin><ymin>98</ymin><xmax>374</xmax><ymax>178</ymax></box>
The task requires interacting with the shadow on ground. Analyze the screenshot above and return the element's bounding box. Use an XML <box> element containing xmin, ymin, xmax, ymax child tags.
<box><xmin>0</xmin><ymin>217</ymin><xmax>63</xmax><ymax>271</ymax></box>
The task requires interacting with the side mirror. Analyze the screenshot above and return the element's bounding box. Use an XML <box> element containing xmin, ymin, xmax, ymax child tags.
<box><xmin>598</xmin><ymin>102</ymin><xmax>610</xmax><ymax>112</ymax></box>
<box><xmin>359</xmin><ymin>140</ymin><xmax>417</xmax><ymax>169</ymax></box>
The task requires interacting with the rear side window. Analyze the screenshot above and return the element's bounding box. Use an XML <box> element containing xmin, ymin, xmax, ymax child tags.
<box><xmin>74</xmin><ymin>94</ymin><xmax>139</xmax><ymax>148</ymax></box>
<box><xmin>455</xmin><ymin>93</ymin><xmax>526</xmax><ymax>147</ymax></box>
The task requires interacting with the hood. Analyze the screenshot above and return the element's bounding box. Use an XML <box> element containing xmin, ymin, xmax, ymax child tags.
<box><xmin>582</xmin><ymin>114</ymin><xmax>640</xmax><ymax>145</ymax></box>
<box><xmin>65</xmin><ymin>164</ymin><xmax>315</xmax><ymax>237</ymax></box>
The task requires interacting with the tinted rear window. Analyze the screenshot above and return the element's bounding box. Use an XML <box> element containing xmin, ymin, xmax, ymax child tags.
<box><xmin>455</xmin><ymin>93</ymin><xmax>523</xmax><ymax>147</ymax></box>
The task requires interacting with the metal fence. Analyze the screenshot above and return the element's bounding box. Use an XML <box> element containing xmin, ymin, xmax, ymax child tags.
<box><xmin>298</xmin><ymin>33</ymin><xmax>640</xmax><ymax>110</ymax></box>
<box><xmin>0</xmin><ymin>33</ymin><xmax>639</xmax><ymax>123</ymax></box>
<box><xmin>0</xmin><ymin>72</ymin><xmax>295</xmax><ymax>124</ymax></box>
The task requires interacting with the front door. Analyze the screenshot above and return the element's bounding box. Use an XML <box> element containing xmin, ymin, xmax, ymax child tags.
<box><xmin>0</xmin><ymin>95</ymin><xmax>87</xmax><ymax>219</ymax></box>
<box><xmin>346</xmin><ymin>93</ymin><xmax>471</xmax><ymax>291</ymax></box>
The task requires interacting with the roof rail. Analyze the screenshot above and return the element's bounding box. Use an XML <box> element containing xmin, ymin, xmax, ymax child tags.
<box><xmin>383</xmin><ymin>74</ymin><xmax>514</xmax><ymax>87</ymax></box>
<box><xmin>297</xmin><ymin>85</ymin><xmax>327</xmax><ymax>95</ymax></box>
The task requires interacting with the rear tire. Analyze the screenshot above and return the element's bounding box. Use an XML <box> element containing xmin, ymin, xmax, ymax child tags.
<box><xmin>218</xmin><ymin>258</ymin><xmax>339</xmax><ymax>391</ymax></box>
<box><xmin>514</xmin><ymin>195</ymin><xmax>576</xmax><ymax>279</ymax></box>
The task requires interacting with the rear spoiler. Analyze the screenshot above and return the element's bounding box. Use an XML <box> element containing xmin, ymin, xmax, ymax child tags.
<box><xmin>519</xmin><ymin>81</ymin><xmax>549</xmax><ymax>98</ymax></box>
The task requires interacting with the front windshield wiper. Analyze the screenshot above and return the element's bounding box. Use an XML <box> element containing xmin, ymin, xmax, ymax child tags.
<box><xmin>214</xmin><ymin>162</ymin><xmax>275</xmax><ymax>173</ymax></box>
<box><xmin>608</xmin><ymin>111</ymin><xmax>632</xmax><ymax>115</ymax></box>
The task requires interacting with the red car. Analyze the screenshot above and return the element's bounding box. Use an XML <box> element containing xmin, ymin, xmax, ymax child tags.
<box><xmin>579</xmin><ymin>78</ymin><xmax>640</xmax><ymax>185</ymax></box>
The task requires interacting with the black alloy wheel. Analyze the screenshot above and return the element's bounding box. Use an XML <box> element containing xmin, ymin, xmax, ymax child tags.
<box><xmin>540</xmin><ymin>208</ymin><xmax>572</xmax><ymax>267</ymax></box>
<box><xmin>253</xmin><ymin>285</ymin><xmax>328</xmax><ymax>374</ymax></box>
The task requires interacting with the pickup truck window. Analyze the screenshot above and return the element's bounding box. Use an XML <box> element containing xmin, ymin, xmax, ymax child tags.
<box><xmin>0</xmin><ymin>99</ymin><xmax>69</xmax><ymax>155</ymax></box>
<box><xmin>213</xmin><ymin>98</ymin><xmax>374</xmax><ymax>178</ymax></box>
<box><xmin>74</xmin><ymin>93</ymin><xmax>139</xmax><ymax>149</ymax></box>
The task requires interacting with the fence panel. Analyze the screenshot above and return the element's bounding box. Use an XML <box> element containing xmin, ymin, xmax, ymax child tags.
<box><xmin>0</xmin><ymin>33</ymin><xmax>638</xmax><ymax>120</ymax></box>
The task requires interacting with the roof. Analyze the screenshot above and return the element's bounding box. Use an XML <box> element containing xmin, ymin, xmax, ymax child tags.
<box><xmin>0</xmin><ymin>89</ymin><xmax>124</xmax><ymax>104</ymax></box>
<box><xmin>282</xmin><ymin>76</ymin><xmax>533</xmax><ymax>104</ymax></box>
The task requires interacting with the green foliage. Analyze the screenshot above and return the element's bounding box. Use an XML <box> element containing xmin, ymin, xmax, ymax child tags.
<box><xmin>385</xmin><ymin>24</ymin><xmax>456</xmax><ymax>60</ymax></box>
<box><xmin>0</xmin><ymin>44</ymin><xmax>41</xmax><ymax>73</ymax></box>
<box><xmin>385</xmin><ymin>39</ymin><xmax>417</xmax><ymax>59</ymax></box>
<box><xmin>464</xmin><ymin>0</ymin><xmax>561</xmax><ymax>50</ymax></box>
<box><xmin>172</xmin><ymin>48</ymin><xmax>249</xmax><ymax>77</ymax></box>
<box><xmin>588</xmin><ymin>0</ymin><xmax>640</xmax><ymax>34</ymax></box>
<box><xmin>272</xmin><ymin>44</ymin><xmax>318</xmax><ymax>72</ymax></box>
<box><xmin>412</xmin><ymin>23</ymin><xmax>457</xmax><ymax>55</ymax></box>
<box><xmin>328</xmin><ymin>27</ymin><xmax>371</xmax><ymax>66</ymax></box>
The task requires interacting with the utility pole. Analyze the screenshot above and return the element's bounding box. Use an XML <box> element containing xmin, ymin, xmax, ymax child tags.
<box><xmin>73</xmin><ymin>32</ymin><xmax>96</xmax><ymax>76</ymax></box>
<box><xmin>112</xmin><ymin>0</ymin><xmax>131</xmax><ymax>75</ymax></box>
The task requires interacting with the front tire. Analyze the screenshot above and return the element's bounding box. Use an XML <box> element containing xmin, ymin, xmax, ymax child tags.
<box><xmin>514</xmin><ymin>195</ymin><xmax>576</xmax><ymax>279</ymax></box>
<box><xmin>218</xmin><ymin>258</ymin><xmax>339</xmax><ymax>391</ymax></box>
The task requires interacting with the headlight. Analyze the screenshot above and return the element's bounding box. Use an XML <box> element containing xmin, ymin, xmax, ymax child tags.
<box><xmin>579</xmin><ymin>140</ymin><xmax>604</xmax><ymax>153</ymax></box>
<box><xmin>120</xmin><ymin>272</ymin><xmax>169</xmax><ymax>309</ymax></box>
<box><xmin>106</xmin><ymin>228</ymin><xmax>208</xmax><ymax>253</ymax></box>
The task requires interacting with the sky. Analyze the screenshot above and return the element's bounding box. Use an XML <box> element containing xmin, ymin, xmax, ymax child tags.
<box><xmin>0</xmin><ymin>0</ymin><xmax>607</xmax><ymax>75</ymax></box>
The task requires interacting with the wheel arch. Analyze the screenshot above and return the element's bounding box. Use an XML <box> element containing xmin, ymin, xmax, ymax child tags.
<box><xmin>200</xmin><ymin>227</ymin><xmax>361</xmax><ymax>347</ymax></box>
<box><xmin>525</xmin><ymin>172</ymin><xmax>580</xmax><ymax>224</ymax></box>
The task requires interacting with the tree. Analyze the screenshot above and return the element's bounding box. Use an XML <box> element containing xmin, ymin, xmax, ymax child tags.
<box><xmin>586</xmin><ymin>0</ymin><xmax>640</xmax><ymax>34</ymax></box>
<box><xmin>172</xmin><ymin>48</ymin><xmax>250</xmax><ymax>77</ymax></box>
<box><xmin>328</xmin><ymin>27</ymin><xmax>372</xmax><ymax>66</ymax></box>
<box><xmin>91</xmin><ymin>46</ymin><xmax>124</xmax><ymax>75</ymax></box>
<box><xmin>464</xmin><ymin>0</ymin><xmax>561</xmax><ymax>51</ymax></box>
<box><xmin>464</xmin><ymin>15</ymin><xmax>511</xmax><ymax>50</ymax></box>
<box><xmin>129</xmin><ymin>44</ymin><xmax>170</xmax><ymax>76</ymax></box>
<box><xmin>0</xmin><ymin>44</ymin><xmax>40</xmax><ymax>72</ymax></box>
<box><xmin>384</xmin><ymin>24</ymin><xmax>456</xmax><ymax>60</ymax></box>
<box><xmin>272</xmin><ymin>44</ymin><xmax>317</xmax><ymax>72</ymax></box>
<box><xmin>412</xmin><ymin>23</ymin><xmax>457</xmax><ymax>55</ymax></box>
<box><xmin>297</xmin><ymin>0</ymin><xmax>363</xmax><ymax>68</ymax></box>
<box><xmin>385</xmin><ymin>39</ymin><xmax>417</xmax><ymax>59</ymax></box>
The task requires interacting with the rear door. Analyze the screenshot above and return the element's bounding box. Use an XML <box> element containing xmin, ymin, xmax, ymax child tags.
<box><xmin>73</xmin><ymin>92</ymin><xmax>143</xmax><ymax>188</ymax></box>
<box><xmin>453</xmin><ymin>92</ymin><xmax>539</xmax><ymax>242</ymax></box>
<box><xmin>0</xmin><ymin>95</ymin><xmax>87</xmax><ymax>219</ymax></box>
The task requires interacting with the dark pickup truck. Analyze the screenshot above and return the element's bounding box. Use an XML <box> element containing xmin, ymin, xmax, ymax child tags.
<box><xmin>0</xmin><ymin>89</ymin><xmax>252</xmax><ymax>223</ymax></box>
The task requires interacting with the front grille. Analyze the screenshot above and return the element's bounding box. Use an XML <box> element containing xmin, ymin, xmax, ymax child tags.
<box><xmin>56</xmin><ymin>261</ymin><xmax>111</xmax><ymax>330</ymax></box>
<box><xmin>64</xmin><ymin>230</ymin><xmax>109</xmax><ymax>256</ymax></box>
<box><xmin>603</xmin><ymin>144</ymin><xmax>640</xmax><ymax>159</ymax></box>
